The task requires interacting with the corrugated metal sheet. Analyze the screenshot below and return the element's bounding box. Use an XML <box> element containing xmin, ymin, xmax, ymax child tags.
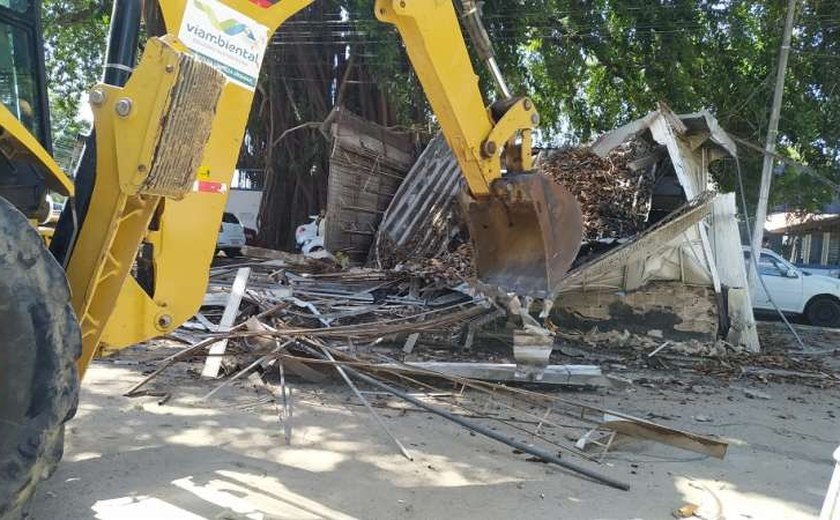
<box><xmin>323</xmin><ymin>108</ymin><xmax>418</xmax><ymax>263</ymax></box>
<box><xmin>370</xmin><ymin>133</ymin><xmax>464</xmax><ymax>267</ymax></box>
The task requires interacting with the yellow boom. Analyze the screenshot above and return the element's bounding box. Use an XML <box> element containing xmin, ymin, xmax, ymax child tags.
<box><xmin>0</xmin><ymin>4</ymin><xmax>583</xmax><ymax>511</ymax></box>
<box><xmin>86</xmin><ymin>0</ymin><xmax>581</xmax><ymax>371</ymax></box>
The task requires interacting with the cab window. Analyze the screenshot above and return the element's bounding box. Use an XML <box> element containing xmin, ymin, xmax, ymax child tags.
<box><xmin>744</xmin><ymin>251</ymin><xmax>791</xmax><ymax>277</ymax></box>
<box><xmin>0</xmin><ymin>18</ymin><xmax>43</xmax><ymax>143</ymax></box>
<box><xmin>0</xmin><ymin>1</ymin><xmax>30</xmax><ymax>13</ymax></box>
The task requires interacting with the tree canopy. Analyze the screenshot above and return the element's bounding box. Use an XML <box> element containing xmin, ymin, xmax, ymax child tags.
<box><xmin>476</xmin><ymin>0</ymin><xmax>840</xmax><ymax>212</ymax></box>
<box><xmin>39</xmin><ymin>0</ymin><xmax>840</xmax><ymax>219</ymax></box>
<box><xmin>41</xmin><ymin>0</ymin><xmax>109</xmax><ymax>144</ymax></box>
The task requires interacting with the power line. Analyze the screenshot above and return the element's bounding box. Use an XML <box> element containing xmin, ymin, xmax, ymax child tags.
<box><xmin>732</xmin><ymin>135</ymin><xmax>840</xmax><ymax>192</ymax></box>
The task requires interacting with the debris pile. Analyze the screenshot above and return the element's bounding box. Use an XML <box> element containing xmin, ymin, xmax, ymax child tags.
<box><xmin>541</xmin><ymin>147</ymin><xmax>655</xmax><ymax>240</ymax></box>
<box><xmin>393</xmin><ymin>243</ymin><xmax>476</xmax><ymax>286</ymax></box>
<box><xmin>692</xmin><ymin>353</ymin><xmax>838</xmax><ymax>388</ymax></box>
<box><xmin>184</xmin><ymin>257</ymin><xmax>492</xmax><ymax>350</ymax></box>
<box><xmin>557</xmin><ymin>328</ymin><xmax>725</xmax><ymax>356</ymax></box>
<box><xmin>552</xmin><ymin>325</ymin><xmax>838</xmax><ymax>388</ymax></box>
<box><xmin>127</xmin><ymin>254</ymin><xmax>733</xmax><ymax>491</ymax></box>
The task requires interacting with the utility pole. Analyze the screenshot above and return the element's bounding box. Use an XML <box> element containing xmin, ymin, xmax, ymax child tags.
<box><xmin>748</xmin><ymin>0</ymin><xmax>798</xmax><ymax>287</ymax></box>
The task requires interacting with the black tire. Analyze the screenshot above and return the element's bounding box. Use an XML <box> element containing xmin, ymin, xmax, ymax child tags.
<box><xmin>0</xmin><ymin>197</ymin><xmax>81</xmax><ymax>520</ymax></box>
<box><xmin>805</xmin><ymin>295</ymin><xmax>840</xmax><ymax>328</ymax></box>
<box><xmin>224</xmin><ymin>248</ymin><xmax>242</xmax><ymax>258</ymax></box>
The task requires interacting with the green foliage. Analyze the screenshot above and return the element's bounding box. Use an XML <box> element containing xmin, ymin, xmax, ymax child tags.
<box><xmin>343</xmin><ymin>0</ymin><xmax>430</xmax><ymax>128</ymax></box>
<box><xmin>36</xmin><ymin>0</ymin><xmax>840</xmax><ymax>213</ymax></box>
<box><xmin>476</xmin><ymin>0</ymin><xmax>840</xmax><ymax>212</ymax></box>
<box><xmin>41</xmin><ymin>0</ymin><xmax>109</xmax><ymax>143</ymax></box>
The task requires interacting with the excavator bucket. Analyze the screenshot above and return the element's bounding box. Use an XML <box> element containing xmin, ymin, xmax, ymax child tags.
<box><xmin>461</xmin><ymin>174</ymin><xmax>583</xmax><ymax>296</ymax></box>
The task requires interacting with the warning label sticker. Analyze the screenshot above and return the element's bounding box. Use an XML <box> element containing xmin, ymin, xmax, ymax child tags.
<box><xmin>193</xmin><ymin>180</ymin><xmax>228</xmax><ymax>193</ymax></box>
<box><xmin>178</xmin><ymin>0</ymin><xmax>269</xmax><ymax>90</ymax></box>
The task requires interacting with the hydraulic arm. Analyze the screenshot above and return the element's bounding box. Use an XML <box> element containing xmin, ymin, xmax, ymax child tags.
<box><xmin>0</xmin><ymin>2</ymin><xmax>585</xmax><ymax>513</ymax></box>
<box><xmin>375</xmin><ymin>0</ymin><xmax>582</xmax><ymax>295</ymax></box>
<box><xmin>84</xmin><ymin>0</ymin><xmax>581</xmax><ymax>370</ymax></box>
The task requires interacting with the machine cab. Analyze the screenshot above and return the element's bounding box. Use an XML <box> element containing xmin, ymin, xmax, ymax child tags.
<box><xmin>0</xmin><ymin>0</ymin><xmax>49</xmax><ymax>146</ymax></box>
<box><xmin>0</xmin><ymin>0</ymin><xmax>60</xmax><ymax>220</ymax></box>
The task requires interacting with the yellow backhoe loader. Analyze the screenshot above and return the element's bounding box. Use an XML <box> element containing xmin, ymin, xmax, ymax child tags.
<box><xmin>0</xmin><ymin>1</ymin><xmax>582</xmax><ymax>517</ymax></box>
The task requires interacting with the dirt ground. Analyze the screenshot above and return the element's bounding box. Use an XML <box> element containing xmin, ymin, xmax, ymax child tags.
<box><xmin>29</xmin><ymin>336</ymin><xmax>840</xmax><ymax>520</ymax></box>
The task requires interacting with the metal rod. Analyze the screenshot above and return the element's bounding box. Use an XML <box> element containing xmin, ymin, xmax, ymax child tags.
<box><xmin>459</xmin><ymin>0</ymin><xmax>512</xmax><ymax>99</ymax></box>
<box><xmin>199</xmin><ymin>340</ymin><xmax>293</xmax><ymax>401</ymax></box>
<box><xmin>278</xmin><ymin>360</ymin><xmax>292</xmax><ymax>443</ymax></box>
<box><xmin>486</xmin><ymin>57</ymin><xmax>512</xmax><ymax>99</ymax></box>
<box><xmin>339</xmin><ymin>364</ymin><xmax>629</xmax><ymax>490</ymax></box>
<box><xmin>361</xmin><ymin>359</ymin><xmax>596</xmax><ymax>460</ymax></box>
<box><xmin>319</xmin><ymin>346</ymin><xmax>414</xmax><ymax>461</ymax></box>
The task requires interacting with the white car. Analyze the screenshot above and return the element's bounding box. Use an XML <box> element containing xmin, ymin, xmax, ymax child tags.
<box><xmin>295</xmin><ymin>215</ymin><xmax>326</xmax><ymax>255</ymax></box>
<box><xmin>45</xmin><ymin>194</ymin><xmax>64</xmax><ymax>223</ymax></box>
<box><xmin>744</xmin><ymin>247</ymin><xmax>840</xmax><ymax>327</ymax></box>
<box><xmin>216</xmin><ymin>212</ymin><xmax>246</xmax><ymax>257</ymax></box>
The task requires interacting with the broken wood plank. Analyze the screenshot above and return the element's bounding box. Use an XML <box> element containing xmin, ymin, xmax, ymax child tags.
<box><xmin>194</xmin><ymin>312</ymin><xmax>217</xmax><ymax>332</ymax></box>
<box><xmin>402</xmin><ymin>333</ymin><xmax>420</xmax><ymax>354</ymax></box>
<box><xmin>202</xmin><ymin>267</ymin><xmax>251</xmax><ymax>378</ymax></box>
<box><xmin>602</xmin><ymin>413</ymin><xmax>727</xmax><ymax>459</ymax></box>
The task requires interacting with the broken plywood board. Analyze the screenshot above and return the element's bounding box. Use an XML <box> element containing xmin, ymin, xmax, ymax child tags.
<box><xmin>603</xmin><ymin>413</ymin><xmax>727</xmax><ymax>459</ymax></box>
<box><xmin>323</xmin><ymin>107</ymin><xmax>419</xmax><ymax>263</ymax></box>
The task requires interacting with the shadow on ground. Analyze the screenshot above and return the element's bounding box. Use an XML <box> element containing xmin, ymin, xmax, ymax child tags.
<box><xmin>29</xmin><ymin>349</ymin><xmax>838</xmax><ymax>519</ymax></box>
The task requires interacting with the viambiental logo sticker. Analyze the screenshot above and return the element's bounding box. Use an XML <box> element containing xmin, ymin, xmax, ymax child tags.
<box><xmin>178</xmin><ymin>0</ymin><xmax>269</xmax><ymax>90</ymax></box>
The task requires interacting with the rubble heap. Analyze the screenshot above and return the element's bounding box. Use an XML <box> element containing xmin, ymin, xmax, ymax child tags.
<box><xmin>128</xmin><ymin>253</ymin><xmax>733</xmax><ymax>490</ymax></box>
<box><xmin>542</xmin><ymin>147</ymin><xmax>655</xmax><ymax>240</ymax></box>
<box><xmin>393</xmin><ymin>243</ymin><xmax>476</xmax><ymax>287</ymax></box>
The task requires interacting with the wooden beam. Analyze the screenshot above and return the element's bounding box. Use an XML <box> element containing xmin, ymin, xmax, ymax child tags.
<box><xmin>201</xmin><ymin>267</ymin><xmax>251</xmax><ymax>378</ymax></box>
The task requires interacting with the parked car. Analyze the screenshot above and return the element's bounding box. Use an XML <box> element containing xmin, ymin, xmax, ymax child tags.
<box><xmin>216</xmin><ymin>212</ymin><xmax>247</xmax><ymax>257</ymax></box>
<box><xmin>295</xmin><ymin>215</ymin><xmax>325</xmax><ymax>255</ymax></box>
<box><xmin>744</xmin><ymin>247</ymin><xmax>840</xmax><ymax>327</ymax></box>
<box><xmin>795</xmin><ymin>264</ymin><xmax>840</xmax><ymax>279</ymax></box>
<box><xmin>46</xmin><ymin>193</ymin><xmax>64</xmax><ymax>223</ymax></box>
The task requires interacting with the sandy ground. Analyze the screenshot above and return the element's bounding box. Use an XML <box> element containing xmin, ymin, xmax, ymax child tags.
<box><xmin>29</xmin><ymin>343</ymin><xmax>840</xmax><ymax>520</ymax></box>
